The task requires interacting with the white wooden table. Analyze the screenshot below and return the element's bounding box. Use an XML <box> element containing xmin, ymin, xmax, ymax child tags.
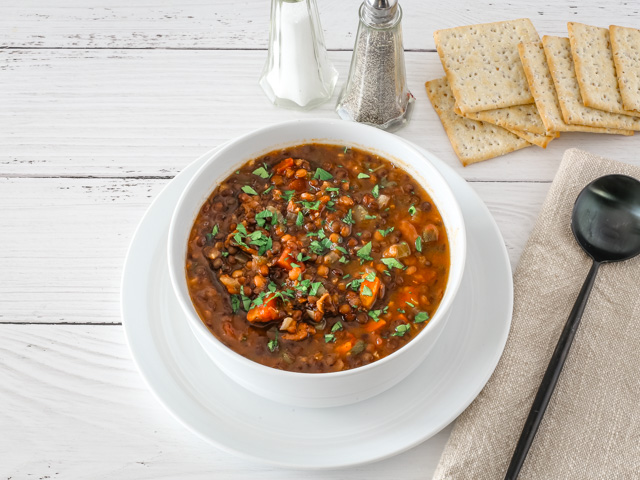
<box><xmin>2</xmin><ymin>1</ymin><xmax>640</xmax><ymax>478</ymax></box>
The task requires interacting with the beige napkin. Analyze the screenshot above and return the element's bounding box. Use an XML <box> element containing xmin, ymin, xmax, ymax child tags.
<box><xmin>434</xmin><ymin>149</ymin><xmax>640</xmax><ymax>480</ymax></box>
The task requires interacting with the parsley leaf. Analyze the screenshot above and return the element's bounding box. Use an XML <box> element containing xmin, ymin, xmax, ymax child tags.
<box><xmin>408</xmin><ymin>204</ymin><xmax>417</xmax><ymax>216</ymax></box>
<box><xmin>382</xmin><ymin>258</ymin><xmax>404</xmax><ymax>269</ymax></box>
<box><xmin>357</xmin><ymin>173</ymin><xmax>370</xmax><ymax>179</ymax></box>
<box><xmin>242</xmin><ymin>185</ymin><xmax>258</xmax><ymax>195</ymax></box>
<box><xmin>378</xmin><ymin>227</ymin><xmax>394</xmax><ymax>237</ymax></box>
<box><xmin>206</xmin><ymin>224</ymin><xmax>219</xmax><ymax>241</ymax></box>
<box><xmin>364</xmin><ymin>214</ymin><xmax>377</xmax><ymax>220</ymax></box>
<box><xmin>414</xmin><ymin>312</ymin><xmax>429</xmax><ymax>323</ymax></box>
<box><xmin>372</xmin><ymin>184</ymin><xmax>380</xmax><ymax>198</ymax></box>
<box><xmin>263</xmin><ymin>185</ymin><xmax>274</xmax><ymax>195</ymax></box>
<box><xmin>309</xmin><ymin>282</ymin><xmax>323</xmax><ymax>296</ymax></box>
<box><xmin>365</xmin><ymin>272</ymin><xmax>376</xmax><ymax>282</ymax></box>
<box><xmin>391</xmin><ymin>324</ymin><xmax>411</xmax><ymax>337</ymax></box>
<box><xmin>231</xmin><ymin>295</ymin><xmax>240</xmax><ymax>313</ymax></box>
<box><xmin>313</xmin><ymin>168</ymin><xmax>333</xmax><ymax>181</ymax></box>
<box><xmin>331</xmin><ymin>321</ymin><xmax>343</xmax><ymax>333</ymax></box>
<box><xmin>252</xmin><ymin>166</ymin><xmax>270</xmax><ymax>179</ymax></box>
<box><xmin>343</xmin><ymin>209</ymin><xmax>355</xmax><ymax>225</ymax></box>
<box><xmin>281</xmin><ymin>190</ymin><xmax>295</xmax><ymax>202</ymax></box>
<box><xmin>415</xmin><ymin>236</ymin><xmax>422</xmax><ymax>253</ymax></box>
<box><xmin>299</xmin><ymin>200</ymin><xmax>321</xmax><ymax>211</ymax></box>
<box><xmin>296</xmin><ymin>211</ymin><xmax>304</xmax><ymax>226</ymax></box>
<box><xmin>268</xmin><ymin>333</ymin><xmax>279</xmax><ymax>352</ymax></box>
<box><xmin>362</xmin><ymin>285</ymin><xmax>373</xmax><ymax>296</ymax></box>
<box><xmin>406</xmin><ymin>301</ymin><xmax>415</xmax><ymax>308</ymax></box>
<box><xmin>324</xmin><ymin>334</ymin><xmax>336</xmax><ymax>343</ymax></box>
<box><xmin>356</xmin><ymin>241</ymin><xmax>373</xmax><ymax>262</ymax></box>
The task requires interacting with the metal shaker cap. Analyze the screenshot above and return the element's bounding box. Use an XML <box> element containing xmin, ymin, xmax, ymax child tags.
<box><xmin>362</xmin><ymin>0</ymin><xmax>400</xmax><ymax>25</ymax></box>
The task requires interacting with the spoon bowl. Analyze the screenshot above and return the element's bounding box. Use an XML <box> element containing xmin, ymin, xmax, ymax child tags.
<box><xmin>572</xmin><ymin>174</ymin><xmax>640</xmax><ymax>263</ymax></box>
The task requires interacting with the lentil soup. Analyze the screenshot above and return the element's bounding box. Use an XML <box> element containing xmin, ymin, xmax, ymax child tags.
<box><xmin>185</xmin><ymin>144</ymin><xmax>450</xmax><ymax>373</ymax></box>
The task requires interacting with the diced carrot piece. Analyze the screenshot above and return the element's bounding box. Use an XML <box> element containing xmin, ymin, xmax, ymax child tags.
<box><xmin>335</xmin><ymin>341</ymin><xmax>353</xmax><ymax>355</ymax></box>
<box><xmin>275</xmin><ymin>248</ymin><xmax>305</xmax><ymax>271</ymax></box>
<box><xmin>398</xmin><ymin>219</ymin><xmax>419</xmax><ymax>244</ymax></box>
<box><xmin>364</xmin><ymin>320</ymin><xmax>386</xmax><ymax>332</ymax></box>
<box><xmin>274</xmin><ymin>157</ymin><xmax>294</xmax><ymax>174</ymax></box>
<box><xmin>359</xmin><ymin>275</ymin><xmax>381</xmax><ymax>309</ymax></box>
<box><xmin>246</xmin><ymin>293</ymin><xmax>279</xmax><ymax>323</ymax></box>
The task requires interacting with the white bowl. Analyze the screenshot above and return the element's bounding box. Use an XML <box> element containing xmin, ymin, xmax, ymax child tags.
<box><xmin>168</xmin><ymin>119</ymin><xmax>466</xmax><ymax>408</ymax></box>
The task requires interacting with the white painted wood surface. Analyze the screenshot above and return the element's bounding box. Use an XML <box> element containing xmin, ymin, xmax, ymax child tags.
<box><xmin>1</xmin><ymin>1</ymin><xmax>637</xmax><ymax>478</ymax></box>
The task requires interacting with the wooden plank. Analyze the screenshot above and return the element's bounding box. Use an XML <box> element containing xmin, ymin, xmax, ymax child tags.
<box><xmin>3</xmin><ymin>48</ymin><xmax>640</xmax><ymax>181</ymax></box>
<box><xmin>0</xmin><ymin>323</ymin><xmax>452</xmax><ymax>478</ymax></box>
<box><xmin>0</xmin><ymin>177</ymin><xmax>549</xmax><ymax>324</ymax></box>
<box><xmin>2</xmin><ymin>0</ymin><xmax>640</xmax><ymax>50</ymax></box>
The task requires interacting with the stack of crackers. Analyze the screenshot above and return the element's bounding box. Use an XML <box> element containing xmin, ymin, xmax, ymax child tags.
<box><xmin>426</xmin><ymin>19</ymin><xmax>640</xmax><ymax>166</ymax></box>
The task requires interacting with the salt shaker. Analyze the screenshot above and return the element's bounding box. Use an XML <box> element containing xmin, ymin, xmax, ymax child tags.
<box><xmin>260</xmin><ymin>0</ymin><xmax>338</xmax><ymax>110</ymax></box>
<box><xmin>336</xmin><ymin>0</ymin><xmax>414</xmax><ymax>131</ymax></box>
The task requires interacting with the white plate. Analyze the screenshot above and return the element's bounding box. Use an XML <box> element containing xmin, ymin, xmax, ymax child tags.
<box><xmin>121</xmin><ymin>141</ymin><xmax>513</xmax><ymax>469</ymax></box>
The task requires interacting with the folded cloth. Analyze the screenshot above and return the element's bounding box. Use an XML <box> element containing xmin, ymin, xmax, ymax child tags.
<box><xmin>434</xmin><ymin>148</ymin><xmax>640</xmax><ymax>480</ymax></box>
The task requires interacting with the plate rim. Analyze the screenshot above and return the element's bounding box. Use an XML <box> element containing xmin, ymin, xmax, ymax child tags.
<box><xmin>121</xmin><ymin>140</ymin><xmax>513</xmax><ymax>469</ymax></box>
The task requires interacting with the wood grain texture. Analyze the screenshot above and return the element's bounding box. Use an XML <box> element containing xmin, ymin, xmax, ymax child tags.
<box><xmin>2</xmin><ymin>0</ymin><xmax>640</xmax><ymax>50</ymax></box>
<box><xmin>2</xmin><ymin>49</ymin><xmax>640</xmax><ymax>181</ymax></box>
<box><xmin>0</xmin><ymin>177</ymin><xmax>548</xmax><ymax>324</ymax></box>
<box><xmin>0</xmin><ymin>324</ymin><xmax>452</xmax><ymax>479</ymax></box>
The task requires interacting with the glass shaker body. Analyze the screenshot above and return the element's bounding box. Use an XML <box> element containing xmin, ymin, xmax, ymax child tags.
<box><xmin>336</xmin><ymin>3</ymin><xmax>414</xmax><ymax>131</ymax></box>
<box><xmin>260</xmin><ymin>0</ymin><xmax>338</xmax><ymax>110</ymax></box>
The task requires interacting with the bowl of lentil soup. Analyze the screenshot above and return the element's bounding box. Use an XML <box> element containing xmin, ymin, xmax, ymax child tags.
<box><xmin>168</xmin><ymin>119</ymin><xmax>466</xmax><ymax>407</ymax></box>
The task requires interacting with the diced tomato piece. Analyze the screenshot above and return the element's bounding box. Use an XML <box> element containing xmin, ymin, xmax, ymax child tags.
<box><xmin>276</xmin><ymin>248</ymin><xmax>305</xmax><ymax>272</ymax></box>
<box><xmin>274</xmin><ymin>157</ymin><xmax>294</xmax><ymax>174</ymax></box>
<box><xmin>398</xmin><ymin>219</ymin><xmax>419</xmax><ymax>244</ymax></box>
<box><xmin>359</xmin><ymin>275</ymin><xmax>381</xmax><ymax>310</ymax></box>
<box><xmin>246</xmin><ymin>293</ymin><xmax>279</xmax><ymax>323</ymax></box>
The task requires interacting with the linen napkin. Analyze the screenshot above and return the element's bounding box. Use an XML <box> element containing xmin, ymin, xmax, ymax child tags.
<box><xmin>434</xmin><ymin>148</ymin><xmax>640</xmax><ymax>480</ymax></box>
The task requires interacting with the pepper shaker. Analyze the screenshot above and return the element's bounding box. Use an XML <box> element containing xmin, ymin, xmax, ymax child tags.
<box><xmin>260</xmin><ymin>0</ymin><xmax>338</xmax><ymax>110</ymax></box>
<box><xmin>336</xmin><ymin>0</ymin><xmax>414</xmax><ymax>131</ymax></box>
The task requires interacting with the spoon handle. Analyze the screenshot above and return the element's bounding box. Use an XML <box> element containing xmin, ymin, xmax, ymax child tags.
<box><xmin>504</xmin><ymin>260</ymin><xmax>601</xmax><ymax>480</ymax></box>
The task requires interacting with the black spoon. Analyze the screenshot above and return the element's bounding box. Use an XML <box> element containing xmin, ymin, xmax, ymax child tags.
<box><xmin>504</xmin><ymin>174</ymin><xmax>640</xmax><ymax>480</ymax></box>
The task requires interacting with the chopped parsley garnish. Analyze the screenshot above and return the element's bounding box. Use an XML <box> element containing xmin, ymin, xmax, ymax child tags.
<box><xmin>313</xmin><ymin>168</ymin><xmax>333</xmax><ymax>181</ymax></box>
<box><xmin>391</xmin><ymin>324</ymin><xmax>411</xmax><ymax>337</ymax></box>
<box><xmin>252</xmin><ymin>166</ymin><xmax>270</xmax><ymax>179</ymax></box>
<box><xmin>206</xmin><ymin>224</ymin><xmax>219</xmax><ymax>241</ymax></box>
<box><xmin>364</xmin><ymin>214</ymin><xmax>377</xmax><ymax>220</ymax></box>
<box><xmin>268</xmin><ymin>333</ymin><xmax>279</xmax><ymax>352</ymax></box>
<box><xmin>368</xmin><ymin>306</ymin><xmax>388</xmax><ymax>322</ymax></box>
<box><xmin>357</xmin><ymin>173</ymin><xmax>370</xmax><ymax>179</ymax></box>
<box><xmin>343</xmin><ymin>146</ymin><xmax>349</xmax><ymax>154</ymax></box>
<box><xmin>397</xmin><ymin>308</ymin><xmax>405</xmax><ymax>313</ymax></box>
<box><xmin>339</xmin><ymin>257</ymin><xmax>349</xmax><ymax>264</ymax></box>
<box><xmin>309</xmin><ymin>282</ymin><xmax>322</xmax><ymax>296</ymax></box>
<box><xmin>365</xmin><ymin>272</ymin><xmax>376</xmax><ymax>282</ymax></box>
<box><xmin>281</xmin><ymin>190</ymin><xmax>295</xmax><ymax>202</ymax></box>
<box><xmin>324</xmin><ymin>334</ymin><xmax>336</xmax><ymax>343</ymax></box>
<box><xmin>347</xmin><ymin>278</ymin><xmax>363</xmax><ymax>291</ymax></box>
<box><xmin>242</xmin><ymin>185</ymin><xmax>258</xmax><ymax>195</ymax></box>
<box><xmin>231</xmin><ymin>295</ymin><xmax>240</xmax><ymax>313</ymax></box>
<box><xmin>331</xmin><ymin>321</ymin><xmax>343</xmax><ymax>333</ymax></box>
<box><xmin>343</xmin><ymin>209</ymin><xmax>355</xmax><ymax>225</ymax></box>
<box><xmin>408</xmin><ymin>204</ymin><xmax>417</xmax><ymax>216</ymax></box>
<box><xmin>263</xmin><ymin>185</ymin><xmax>274</xmax><ymax>195</ymax></box>
<box><xmin>309</xmin><ymin>237</ymin><xmax>332</xmax><ymax>255</ymax></box>
<box><xmin>342</xmin><ymin>274</ymin><xmax>351</xmax><ymax>280</ymax></box>
<box><xmin>236</xmin><ymin>224</ymin><xmax>247</xmax><ymax>235</ymax></box>
<box><xmin>356</xmin><ymin>241</ymin><xmax>373</xmax><ymax>262</ymax></box>
<box><xmin>372</xmin><ymin>184</ymin><xmax>380</xmax><ymax>198</ymax></box>
<box><xmin>406</xmin><ymin>301</ymin><xmax>415</xmax><ymax>308</ymax></box>
<box><xmin>326</xmin><ymin>187</ymin><xmax>340</xmax><ymax>193</ymax></box>
<box><xmin>415</xmin><ymin>236</ymin><xmax>422</xmax><ymax>253</ymax></box>
<box><xmin>247</xmin><ymin>230</ymin><xmax>272</xmax><ymax>255</ymax></box>
<box><xmin>414</xmin><ymin>312</ymin><xmax>429</xmax><ymax>323</ymax></box>
<box><xmin>378</xmin><ymin>227</ymin><xmax>394</xmax><ymax>237</ymax></box>
<box><xmin>362</xmin><ymin>285</ymin><xmax>373</xmax><ymax>296</ymax></box>
<box><xmin>299</xmin><ymin>200</ymin><xmax>321</xmax><ymax>211</ymax></box>
<box><xmin>382</xmin><ymin>258</ymin><xmax>404</xmax><ymax>270</ymax></box>
<box><xmin>296</xmin><ymin>252</ymin><xmax>310</xmax><ymax>262</ymax></box>
<box><xmin>221</xmin><ymin>251</ymin><xmax>229</xmax><ymax>257</ymax></box>
<box><xmin>335</xmin><ymin>246</ymin><xmax>348</xmax><ymax>255</ymax></box>
<box><xmin>255</xmin><ymin>209</ymin><xmax>275</xmax><ymax>228</ymax></box>
<box><xmin>296</xmin><ymin>211</ymin><xmax>304</xmax><ymax>226</ymax></box>
<box><xmin>290</xmin><ymin>262</ymin><xmax>300</xmax><ymax>269</ymax></box>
